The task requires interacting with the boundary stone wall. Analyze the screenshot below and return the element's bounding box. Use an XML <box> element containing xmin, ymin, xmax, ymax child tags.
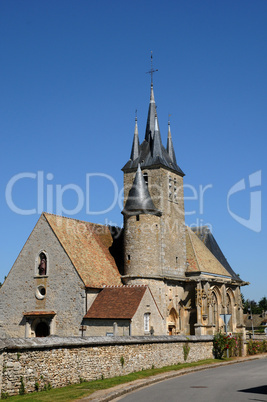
<box><xmin>0</xmin><ymin>335</ymin><xmax>213</xmax><ymax>396</ymax></box>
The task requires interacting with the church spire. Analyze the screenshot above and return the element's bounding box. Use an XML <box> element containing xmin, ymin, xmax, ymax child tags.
<box><xmin>166</xmin><ymin>119</ymin><xmax>177</xmax><ymax>165</ymax></box>
<box><xmin>122</xmin><ymin>55</ymin><xmax>184</xmax><ymax>177</ymax></box>
<box><xmin>145</xmin><ymin>83</ymin><xmax>156</xmax><ymax>143</ymax></box>
<box><xmin>145</xmin><ymin>52</ymin><xmax>158</xmax><ymax>143</ymax></box>
<box><xmin>122</xmin><ymin>164</ymin><xmax>161</xmax><ymax>217</ymax></box>
<box><xmin>130</xmin><ymin>115</ymin><xmax>140</xmax><ymax>161</ymax></box>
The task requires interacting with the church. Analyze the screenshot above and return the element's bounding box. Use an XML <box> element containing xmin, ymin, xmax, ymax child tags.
<box><xmin>0</xmin><ymin>76</ymin><xmax>247</xmax><ymax>339</ymax></box>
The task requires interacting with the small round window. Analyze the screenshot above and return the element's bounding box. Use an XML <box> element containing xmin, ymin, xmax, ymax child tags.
<box><xmin>36</xmin><ymin>285</ymin><xmax>46</xmax><ymax>300</ymax></box>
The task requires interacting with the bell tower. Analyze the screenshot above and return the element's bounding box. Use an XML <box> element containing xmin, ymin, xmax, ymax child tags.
<box><xmin>122</xmin><ymin>77</ymin><xmax>187</xmax><ymax>282</ymax></box>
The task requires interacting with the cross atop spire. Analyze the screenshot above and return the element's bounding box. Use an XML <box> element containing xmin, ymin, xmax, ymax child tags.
<box><xmin>146</xmin><ymin>51</ymin><xmax>158</xmax><ymax>85</ymax></box>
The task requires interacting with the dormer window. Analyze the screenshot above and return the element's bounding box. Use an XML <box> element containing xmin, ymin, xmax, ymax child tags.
<box><xmin>143</xmin><ymin>172</ymin><xmax>148</xmax><ymax>186</ymax></box>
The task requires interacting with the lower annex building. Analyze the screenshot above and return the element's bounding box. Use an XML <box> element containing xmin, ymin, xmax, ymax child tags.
<box><xmin>0</xmin><ymin>79</ymin><xmax>247</xmax><ymax>339</ymax></box>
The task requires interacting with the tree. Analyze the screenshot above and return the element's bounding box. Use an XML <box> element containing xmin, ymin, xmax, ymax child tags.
<box><xmin>259</xmin><ymin>297</ymin><xmax>267</xmax><ymax>312</ymax></box>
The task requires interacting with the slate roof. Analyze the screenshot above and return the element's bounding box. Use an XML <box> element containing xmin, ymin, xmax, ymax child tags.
<box><xmin>191</xmin><ymin>226</ymin><xmax>241</xmax><ymax>281</ymax></box>
<box><xmin>185</xmin><ymin>227</ymin><xmax>232</xmax><ymax>278</ymax></box>
<box><xmin>43</xmin><ymin>213</ymin><xmax>122</xmax><ymax>288</ymax></box>
<box><xmin>84</xmin><ymin>286</ymin><xmax>147</xmax><ymax>319</ymax></box>
<box><xmin>122</xmin><ymin>84</ymin><xmax>184</xmax><ymax>176</ymax></box>
<box><xmin>122</xmin><ymin>164</ymin><xmax>162</xmax><ymax>217</ymax></box>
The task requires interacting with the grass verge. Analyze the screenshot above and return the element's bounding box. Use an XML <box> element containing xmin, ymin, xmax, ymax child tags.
<box><xmin>3</xmin><ymin>358</ymin><xmax>227</xmax><ymax>401</ymax></box>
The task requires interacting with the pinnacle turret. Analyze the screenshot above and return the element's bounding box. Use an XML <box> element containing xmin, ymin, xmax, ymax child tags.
<box><xmin>151</xmin><ymin>112</ymin><xmax>163</xmax><ymax>160</ymax></box>
<box><xmin>122</xmin><ymin>165</ymin><xmax>161</xmax><ymax>217</ymax></box>
<box><xmin>166</xmin><ymin>121</ymin><xmax>177</xmax><ymax>165</ymax></box>
<box><xmin>130</xmin><ymin>117</ymin><xmax>140</xmax><ymax>161</ymax></box>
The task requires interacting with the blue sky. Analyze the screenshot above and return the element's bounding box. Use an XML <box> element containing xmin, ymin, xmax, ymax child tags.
<box><xmin>0</xmin><ymin>0</ymin><xmax>266</xmax><ymax>301</ymax></box>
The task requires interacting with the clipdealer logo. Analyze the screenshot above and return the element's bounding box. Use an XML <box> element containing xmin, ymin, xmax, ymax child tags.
<box><xmin>227</xmin><ymin>170</ymin><xmax>262</xmax><ymax>233</ymax></box>
<box><xmin>5</xmin><ymin>170</ymin><xmax>262</xmax><ymax>232</ymax></box>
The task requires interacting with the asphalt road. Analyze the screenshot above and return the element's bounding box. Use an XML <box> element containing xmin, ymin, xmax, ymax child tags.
<box><xmin>117</xmin><ymin>358</ymin><xmax>267</xmax><ymax>402</ymax></box>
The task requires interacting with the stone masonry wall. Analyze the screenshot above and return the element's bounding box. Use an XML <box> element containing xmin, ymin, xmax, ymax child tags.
<box><xmin>0</xmin><ymin>336</ymin><xmax>213</xmax><ymax>396</ymax></box>
<box><xmin>0</xmin><ymin>215</ymin><xmax>86</xmax><ymax>338</ymax></box>
<box><xmin>123</xmin><ymin>167</ymin><xmax>187</xmax><ymax>279</ymax></box>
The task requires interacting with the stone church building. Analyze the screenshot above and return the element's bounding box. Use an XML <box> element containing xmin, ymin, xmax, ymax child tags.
<box><xmin>0</xmin><ymin>80</ymin><xmax>247</xmax><ymax>339</ymax></box>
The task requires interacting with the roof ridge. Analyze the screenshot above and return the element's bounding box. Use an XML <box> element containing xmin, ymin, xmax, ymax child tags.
<box><xmin>43</xmin><ymin>212</ymin><xmax>107</xmax><ymax>229</ymax></box>
<box><xmin>103</xmin><ymin>285</ymin><xmax>147</xmax><ymax>288</ymax></box>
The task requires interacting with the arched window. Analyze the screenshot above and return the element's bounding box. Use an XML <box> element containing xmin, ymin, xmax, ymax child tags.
<box><xmin>226</xmin><ymin>293</ymin><xmax>232</xmax><ymax>314</ymax></box>
<box><xmin>212</xmin><ymin>292</ymin><xmax>219</xmax><ymax>331</ymax></box>
<box><xmin>226</xmin><ymin>292</ymin><xmax>233</xmax><ymax>332</ymax></box>
<box><xmin>144</xmin><ymin>313</ymin><xmax>150</xmax><ymax>332</ymax></box>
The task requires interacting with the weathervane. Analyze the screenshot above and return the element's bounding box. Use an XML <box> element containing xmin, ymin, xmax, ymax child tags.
<box><xmin>146</xmin><ymin>51</ymin><xmax>158</xmax><ymax>84</ymax></box>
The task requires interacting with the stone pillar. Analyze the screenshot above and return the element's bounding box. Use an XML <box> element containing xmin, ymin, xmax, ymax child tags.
<box><xmin>194</xmin><ymin>283</ymin><xmax>204</xmax><ymax>335</ymax></box>
<box><xmin>25</xmin><ymin>320</ymin><xmax>31</xmax><ymax>338</ymax></box>
<box><xmin>113</xmin><ymin>322</ymin><xmax>118</xmax><ymax>337</ymax></box>
<box><xmin>206</xmin><ymin>287</ymin><xmax>215</xmax><ymax>335</ymax></box>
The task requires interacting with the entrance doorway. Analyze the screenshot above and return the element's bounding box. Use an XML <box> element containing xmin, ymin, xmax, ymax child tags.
<box><xmin>35</xmin><ymin>322</ymin><xmax>50</xmax><ymax>337</ymax></box>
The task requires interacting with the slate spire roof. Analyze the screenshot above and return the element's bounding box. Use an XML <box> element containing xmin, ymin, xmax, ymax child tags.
<box><xmin>167</xmin><ymin>120</ymin><xmax>177</xmax><ymax>165</ymax></box>
<box><xmin>130</xmin><ymin>116</ymin><xmax>140</xmax><ymax>161</ymax></box>
<box><xmin>122</xmin><ymin>164</ymin><xmax>161</xmax><ymax>217</ymax></box>
<box><xmin>122</xmin><ymin>83</ymin><xmax>185</xmax><ymax>176</ymax></box>
<box><xmin>145</xmin><ymin>84</ymin><xmax>156</xmax><ymax>143</ymax></box>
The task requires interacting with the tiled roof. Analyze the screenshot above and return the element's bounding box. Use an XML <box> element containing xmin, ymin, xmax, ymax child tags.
<box><xmin>186</xmin><ymin>227</ymin><xmax>231</xmax><ymax>277</ymax></box>
<box><xmin>244</xmin><ymin>313</ymin><xmax>266</xmax><ymax>328</ymax></box>
<box><xmin>191</xmin><ymin>226</ymin><xmax>241</xmax><ymax>281</ymax></box>
<box><xmin>43</xmin><ymin>213</ymin><xmax>122</xmax><ymax>288</ymax></box>
<box><xmin>84</xmin><ymin>286</ymin><xmax>147</xmax><ymax>319</ymax></box>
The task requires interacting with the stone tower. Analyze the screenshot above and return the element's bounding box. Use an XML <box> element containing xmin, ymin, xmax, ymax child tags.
<box><xmin>122</xmin><ymin>82</ymin><xmax>187</xmax><ymax>287</ymax></box>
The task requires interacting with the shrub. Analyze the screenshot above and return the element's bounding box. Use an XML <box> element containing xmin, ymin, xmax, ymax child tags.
<box><xmin>120</xmin><ymin>356</ymin><xmax>125</xmax><ymax>368</ymax></box>
<box><xmin>19</xmin><ymin>377</ymin><xmax>25</xmax><ymax>395</ymax></box>
<box><xmin>247</xmin><ymin>339</ymin><xmax>267</xmax><ymax>355</ymax></box>
<box><xmin>213</xmin><ymin>332</ymin><xmax>238</xmax><ymax>359</ymax></box>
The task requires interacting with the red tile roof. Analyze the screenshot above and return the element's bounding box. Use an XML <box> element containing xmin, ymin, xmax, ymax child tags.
<box><xmin>84</xmin><ymin>286</ymin><xmax>147</xmax><ymax>319</ymax></box>
<box><xmin>43</xmin><ymin>213</ymin><xmax>122</xmax><ymax>288</ymax></box>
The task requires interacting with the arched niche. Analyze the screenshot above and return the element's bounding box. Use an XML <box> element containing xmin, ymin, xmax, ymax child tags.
<box><xmin>35</xmin><ymin>250</ymin><xmax>48</xmax><ymax>276</ymax></box>
<box><xmin>168</xmin><ymin>307</ymin><xmax>178</xmax><ymax>335</ymax></box>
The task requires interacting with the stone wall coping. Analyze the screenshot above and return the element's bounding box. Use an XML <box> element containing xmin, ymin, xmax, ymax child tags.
<box><xmin>0</xmin><ymin>335</ymin><xmax>213</xmax><ymax>351</ymax></box>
